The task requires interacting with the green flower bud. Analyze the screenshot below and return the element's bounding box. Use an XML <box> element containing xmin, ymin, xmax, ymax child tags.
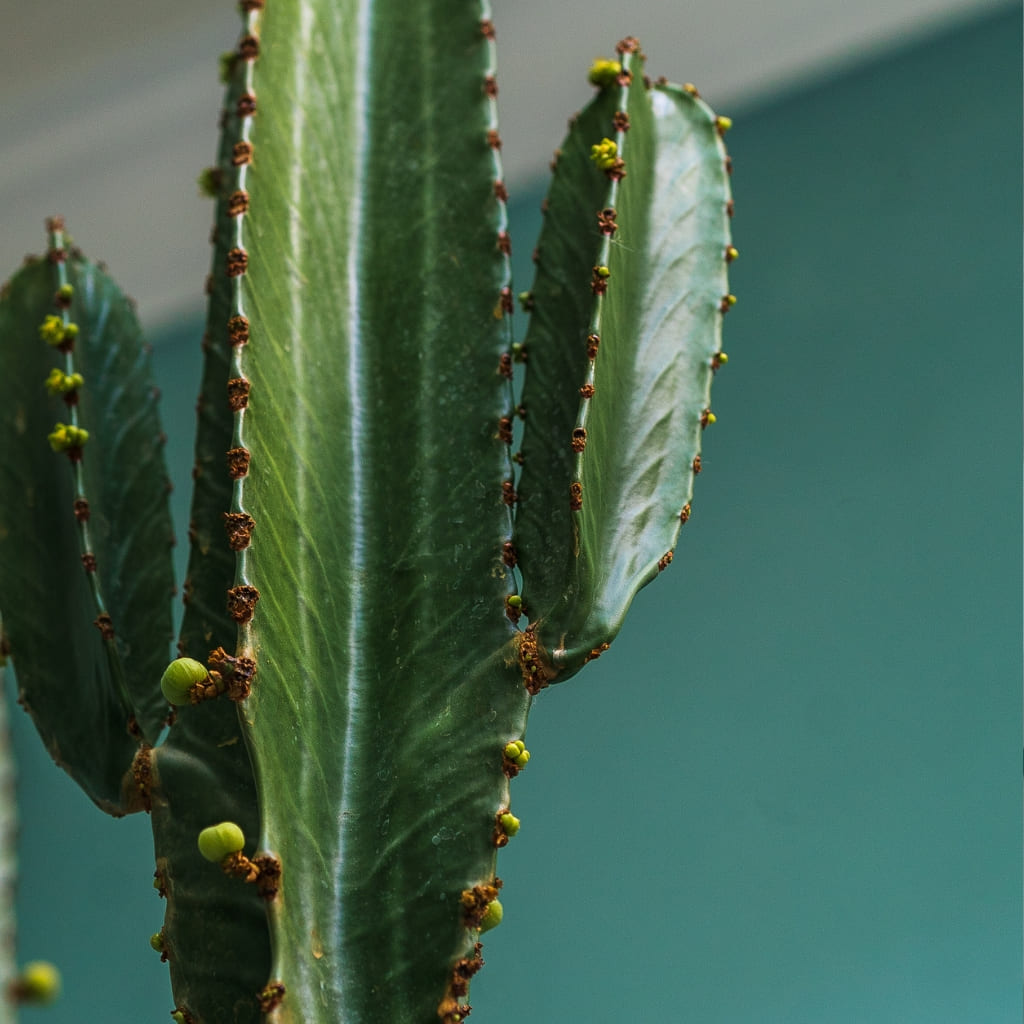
<box><xmin>160</xmin><ymin>657</ymin><xmax>209</xmax><ymax>706</ymax></box>
<box><xmin>13</xmin><ymin>961</ymin><xmax>61</xmax><ymax>1005</ymax></box>
<box><xmin>478</xmin><ymin>898</ymin><xmax>503</xmax><ymax>933</ymax></box>
<box><xmin>150</xmin><ymin>932</ymin><xmax>165</xmax><ymax>953</ymax></box>
<box><xmin>589</xmin><ymin>138</ymin><xmax>618</xmax><ymax>170</ymax></box>
<box><xmin>57</xmin><ymin>283</ymin><xmax>74</xmax><ymax>301</ymax></box>
<box><xmin>503</xmin><ymin>740</ymin><xmax>524</xmax><ymax>760</ymax></box>
<box><xmin>588</xmin><ymin>58</ymin><xmax>622</xmax><ymax>87</ymax></box>
<box><xmin>38</xmin><ymin>315</ymin><xmax>65</xmax><ymax>346</ymax></box>
<box><xmin>197</xmin><ymin>821</ymin><xmax>245</xmax><ymax>863</ymax></box>
<box><xmin>47</xmin><ymin>422</ymin><xmax>89</xmax><ymax>453</ymax></box>
<box><xmin>499</xmin><ymin>812</ymin><xmax>520</xmax><ymax>837</ymax></box>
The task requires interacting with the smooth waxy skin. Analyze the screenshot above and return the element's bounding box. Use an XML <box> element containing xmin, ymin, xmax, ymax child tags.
<box><xmin>0</xmin><ymin>244</ymin><xmax>175</xmax><ymax>813</ymax></box>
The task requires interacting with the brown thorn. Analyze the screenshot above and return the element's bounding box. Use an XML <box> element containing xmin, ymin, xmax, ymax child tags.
<box><xmin>223</xmin><ymin>512</ymin><xmax>255</xmax><ymax>551</ymax></box>
<box><xmin>231</xmin><ymin>140</ymin><xmax>253</xmax><ymax>166</ymax></box>
<box><xmin>226</xmin><ymin>248</ymin><xmax>248</xmax><ymax>277</ymax></box>
<box><xmin>227</xmin><ymin>377</ymin><xmax>250</xmax><ymax>411</ymax></box>
<box><xmin>227</xmin><ymin>190</ymin><xmax>250</xmax><ymax>217</ymax></box>
<box><xmin>226</xmin><ymin>585</ymin><xmax>259</xmax><ymax>623</ymax></box>
<box><xmin>226</xmin><ymin>447</ymin><xmax>251</xmax><ymax>478</ymax></box>
<box><xmin>227</xmin><ymin>314</ymin><xmax>250</xmax><ymax>345</ymax></box>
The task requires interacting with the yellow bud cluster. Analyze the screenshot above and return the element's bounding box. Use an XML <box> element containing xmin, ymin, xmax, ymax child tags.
<box><xmin>47</xmin><ymin>422</ymin><xmax>88</xmax><ymax>453</ymax></box>
<box><xmin>588</xmin><ymin>58</ymin><xmax>622</xmax><ymax>87</ymax></box>
<box><xmin>589</xmin><ymin>138</ymin><xmax>618</xmax><ymax>170</ymax></box>
<box><xmin>44</xmin><ymin>368</ymin><xmax>84</xmax><ymax>396</ymax></box>
<box><xmin>503</xmin><ymin>739</ymin><xmax>530</xmax><ymax>769</ymax></box>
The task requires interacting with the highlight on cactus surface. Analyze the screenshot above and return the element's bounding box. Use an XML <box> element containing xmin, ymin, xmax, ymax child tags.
<box><xmin>0</xmin><ymin>4</ymin><xmax>735</xmax><ymax>1020</ymax></box>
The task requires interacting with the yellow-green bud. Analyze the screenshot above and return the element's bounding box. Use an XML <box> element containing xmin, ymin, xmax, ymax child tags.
<box><xmin>588</xmin><ymin>58</ymin><xmax>622</xmax><ymax>87</ymax></box>
<box><xmin>589</xmin><ymin>138</ymin><xmax>618</xmax><ymax>170</ymax></box>
<box><xmin>44</xmin><ymin>368</ymin><xmax>83</xmax><ymax>396</ymax></box>
<box><xmin>57</xmin><ymin>283</ymin><xmax>74</xmax><ymax>302</ymax></box>
<box><xmin>197</xmin><ymin>167</ymin><xmax>219</xmax><ymax>199</ymax></box>
<box><xmin>504</xmin><ymin>740</ymin><xmax>524</xmax><ymax>760</ymax></box>
<box><xmin>499</xmin><ymin>812</ymin><xmax>520</xmax><ymax>837</ymax></box>
<box><xmin>171</xmin><ymin>1012</ymin><xmax>187</xmax><ymax>1024</ymax></box>
<box><xmin>198</xmin><ymin>821</ymin><xmax>245</xmax><ymax>863</ymax></box>
<box><xmin>595</xmin><ymin>265</ymin><xmax>610</xmax><ymax>279</ymax></box>
<box><xmin>478</xmin><ymin>898</ymin><xmax>503</xmax><ymax>933</ymax></box>
<box><xmin>514</xmin><ymin>748</ymin><xmax>530</xmax><ymax>768</ymax></box>
<box><xmin>218</xmin><ymin>51</ymin><xmax>236</xmax><ymax>84</ymax></box>
<box><xmin>149</xmin><ymin>932</ymin><xmax>165</xmax><ymax>953</ymax></box>
<box><xmin>38</xmin><ymin>315</ymin><xmax>65</xmax><ymax>346</ymax></box>
<box><xmin>160</xmin><ymin>657</ymin><xmax>209</xmax><ymax>706</ymax></box>
<box><xmin>507</xmin><ymin>595</ymin><xmax>522</xmax><ymax>610</ymax></box>
<box><xmin>715</xmin><ymin>115</ymin><xmax>733</xmax><ymax>134</ymax></box>
<box><xmin>13</xmin><ymin>961</ymin><xmax>61</xmax><ymax>1005</ymax></box>
<box><xmin>47</xmin><ymin>423</ymin><xmax>88</xmax><ymax>453</ymax></box>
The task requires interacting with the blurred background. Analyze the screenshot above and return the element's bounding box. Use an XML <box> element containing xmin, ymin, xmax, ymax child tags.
<box><xmin>2</xmin><ymin>1</ymin><xmax>1020</xmax><ymax>1020</ymax></box>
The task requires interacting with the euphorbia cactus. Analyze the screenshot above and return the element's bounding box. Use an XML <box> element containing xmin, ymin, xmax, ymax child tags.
<box><xmin>0</xmin><ymin>1</ymin><xmax>734</xmax><ymax>1020</ymax></box>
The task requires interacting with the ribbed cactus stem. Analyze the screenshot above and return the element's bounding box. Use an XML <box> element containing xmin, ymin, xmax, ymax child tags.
<box><xmin>225</xmin><ymin>2</ymin><xmax>260</xmax><ymax>664</ymax></box>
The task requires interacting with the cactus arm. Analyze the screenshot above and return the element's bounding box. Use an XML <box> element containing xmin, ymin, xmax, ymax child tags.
<box><xmin>0</xmin><ymin>227</ymin><xmax>175</xmax><ymax>812</ymax></box>
<box><xmin>514</xmin><ymin>46</ymin><xmax>734</xmax><ymax>680</ymax></box>
<box><xmin>146</xmin><ymin>34</ymin><xmax>272</xmax><ymax>1024</ymax></box>
<box><xmin>204</xmin><ymin>1</ymin><xmax>528</xmax><ymax>1019</ymax></box>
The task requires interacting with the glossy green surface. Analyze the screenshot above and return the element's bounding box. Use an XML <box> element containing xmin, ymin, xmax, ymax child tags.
<box><xmin>0</xmin><ymin>245</ymin><xmax>174</xmax><ymax>813</ymax></box>
<box><xmin>148</xmin><ymin>33</ymin><xmax>269</xmax><ymax>1024</ymax></box>
<box><xmin>515</xmin><ymin>56</ymin><xmax>732</xmax><ymax>678</ymax></box>
<box><xmin>226</xmin><ymin>2</ymin><xmax>527</xmax><ymax>1019</ymax></box>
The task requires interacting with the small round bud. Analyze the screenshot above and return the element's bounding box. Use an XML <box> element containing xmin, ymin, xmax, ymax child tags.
<box><xmin>478</xmin><ymin>898</ymin><xmax>503</xmax><ymax>933</ymax></box>
<box><xmin>589</xmin><ymin>138</ymin><xmax>618</xmax><ymax>170</ymax></box>
<box><xmin>12</xmin><ymin>961</ymin><xmax>61</xmax><ymax>1005</ymax></box>
<box><xmin>160</xmin><ymin>657</ymin><xmax>209</xmax><ymax>706</ymax></box>
<box><xmin>595</xmin><ymin>265</ymin><xmax>610</xmax><ymax>278</ymax></box>
<box><xmin>57</xmin><ymin>283</ymin><xmax>74</xmax><ymax>301</ymax></box>
<box><xmin>514</xmin><ymin>748</ymin><xmax>531</xmax><ymax>768</ymax></box>
<box><xmin>588</xmin><ymin>58</ymin><xmax>622</xmax><ymax>87</ymax></box>
<box><xmin>499</xmin><ymin>812</ymin><xmax>520</xmax><ymax>837</ymax></box>
<box><xmin>507</xmin><ymin>595</ymin><xmax>522</xmax><ymax>610</ymax></box>
<box><xmin>197</xmin><ymin>167</ymin><xmax>220</xmax><ymax>199</ymax></box>
<box><xmin>503</xmin><ymin>740</ymin><xmax>524</xmax><ymax>760</ymax></box>
<box><xmin>38</xmin><ymin>315</ymin><xmax>66</xmax><ymax>347</ymax></box>
<box><xmin>47</xmin><ymin>422</ymin><xmax>89</xmax><ymax>453</ymax></box>
<box><xmin>150</xmin><ymin>932</ymin><xmax>165</xmax><ymax>953</ymax></box>
<box><xmin>715</xmin><ymin>115</ymin><xmax>733</xmax><ymax>134</ymax></box>
<box><xmin>198</xmin><ymin>821</ymin><xmax>245</xmax><ymax>863</ymax></box>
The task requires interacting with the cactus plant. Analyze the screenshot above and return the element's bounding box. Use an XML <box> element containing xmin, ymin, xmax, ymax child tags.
<box><xmin>0</xmin><ymin>1</ymin><xmax>733</xmax><ymax>1020</ymax></box>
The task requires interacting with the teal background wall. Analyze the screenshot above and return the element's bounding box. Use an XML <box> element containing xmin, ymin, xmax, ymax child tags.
<box><xmin>6</xmin><ymin>6</ymin><xmax>1019</xmax><ymax>1020</ymax></box>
